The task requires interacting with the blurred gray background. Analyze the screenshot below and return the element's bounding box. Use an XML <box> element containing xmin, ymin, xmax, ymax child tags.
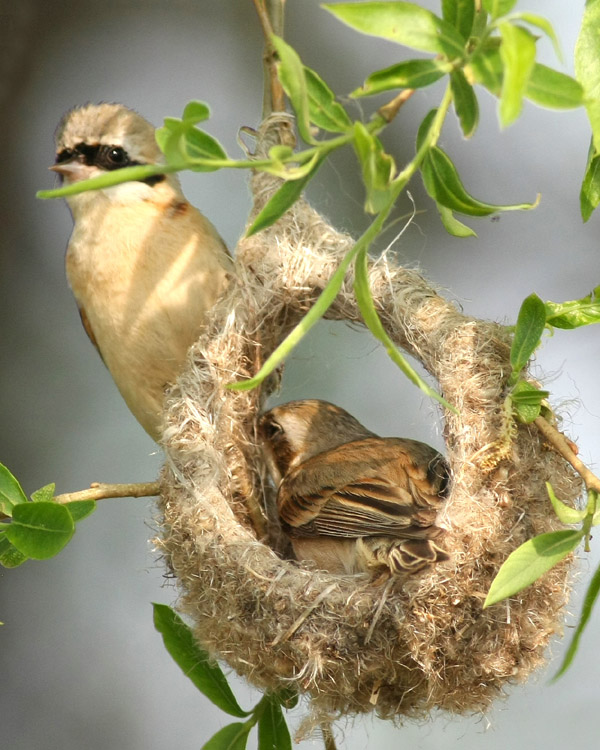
<box><xmin>1</xmin><ymin>1</ymin><xmax>599</xmax><ymax>748</ymax></box>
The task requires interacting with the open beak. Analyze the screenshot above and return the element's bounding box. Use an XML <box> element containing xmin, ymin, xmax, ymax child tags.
<box><xmin>49</xmin><ymin>159</ymin><xmax>92</xmax><ymax>182</ymax></box>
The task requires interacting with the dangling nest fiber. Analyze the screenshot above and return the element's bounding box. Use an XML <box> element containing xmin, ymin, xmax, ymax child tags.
<box><xmin>156</xmin><ymin>117</ymin><xmax>581</xmax><ymax>727</ymax></box>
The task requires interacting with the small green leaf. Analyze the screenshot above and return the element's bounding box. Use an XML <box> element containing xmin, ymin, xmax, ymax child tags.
<box><xmin>202</xmin><ymin>723</ymin><xmax>251</xmax><ymax>750</ymax></box>
<box><xmin>0</xmin><ymin>533</ymin><xmax>28</xmax><ymax>568</ymax></box>
<box><xmin>246</xmin><ymin>156</ymin><xmax>325</xmax><ymax>237</ymax></box>
<box><xmin>510</xmin><ymin>293</ymin><xmax>546</xmax><ymax>373</ymax></box>
<box><xmin>38</xmin><ymin>163</ymin><xmax>174</xmax><ymax>199</ymax></box>
<box><xmin>353</xmin><ymin>122</ymin><xmax>396</xmax><ymax>213</ymax></box>
<box><xmin>353</xmin><ymin>59</ymin><xmax>449</xmax><ymax>97</ymax></box>
<box><xmin>65</xmin><ymin>500</ymin><xmax>97</xmax><ymax>523</ymax></box>
<box><xmin>322</xmin><ymin>2</ymin><xmax>466</xmax><ymax>58</ymax></box>
<box><xmin>484</xmin><ymin>529</ymin><xmax>583</xmax><ymax>607</ymax></box>
<box><xmin>152</xmin><ymin>603</ymin><xmax>249</xmax><ymax>717</ymax></box>
<box><xmin>467</xmin><ymin>41</ymin><xmax>503</xmax><ymax>96</ymax></box>
<box><xmin>510</xmin><ymin>379</ymin><xmax>550</xmax><ymax>423</ymax></box>
<box><xmin>580</xmin><ymin>142</ymin><xmax>600</xmax><ymax>222</ymax></box>
<box><xmin>553</xmin><ymin>561</ymin><xmax>600</xmax><ymax>680</ymax></box>
<box><xmin>276</xmin><ymin>688</ymin><xmax>299</xmax><ymax>710</ymax></box>
<box><xmin>575</xmin><ymin>0</ymin><xmax>600</xmax><ymax>153</ymax></box>
<box><xmin>30</xmin><ymin>483</ymin><xmax>56</xmax><ymax>503</ymax></box>
<box><xmin>437</xmin><ymin>204</ymin><xmax>477</xmax><ymax>236</ymax></box>
<box><xmin>525</xmin><ymin>64</ymin><xmax>583</xmax><ymax>110</ymax></box>
<box><xmin>4</xmin><ymin>502</ymin><xmax>75</xmax><ymax>559</ymax></box>
<box><xmin>482</xmin><ymin>0</ymin><xmax>517</xmax><ymax>19</ymax></box>
<box><xmin>421</xmin><ymin>145</ymin><xmax>537</xmax><ymax>215</ymax></box>
<box><xmin>498</xmin><ymin>23</ymin><xmax>537</xmax><ymax>127</ymax></box>
<box><xmin>258</xmin><ymin>698</ymin><xmax>292</xmax><ymax>750</ymax></box>
<box><xmin>506</xmin><ymin>12</ymin><xmax>561</xmax><ymax>61</ymax></box>
<box><xmin>544</xmin><ymin>285</ymin><xmax>600</xmax><ymax>329</ymax></box>
<box><xmin>182</xmin><ymin>100</ymin><xmax>211</xmax><ymax>124</ymax></box>
<box><xmin>183</xmin><ymin>128</ymin><xmax>228</xmax><ymax>170</ymax></box>
<box><xmin>593</xmin><ymin>492</ymin><xmax>600</xmax><ymax>527</ymax></box>
<box><xmin>450</xmin><ymin>69</ymin><xmax>479</xmax><ymax>137</ymax></box>
<box><xmin>415</xmin><ymin>108</ymin><xmax>438</xmax><ymax>151</ymax></box>
<box><xmin>442</xmin><ymin>0</ymin><xmax>475</xmax><ymax>40</ymax></box>
<box><xmin>546</xmin><ymin>482</ymin><xmax>586</xmax><ymax>525</ymax></box>
<box><xmin>272</xmin><ymin>35</ymin><xmax>314</xmax><ymax>144</ymax></box>
<box><xmin>0</xmin><ymin>463</ymin><xmax>28</xmax><ymax>516</ymax></box>
<box><xmin>305</xmin><ymin>67</ymin><xmax>352</xmax><ymax>132</ymax></box>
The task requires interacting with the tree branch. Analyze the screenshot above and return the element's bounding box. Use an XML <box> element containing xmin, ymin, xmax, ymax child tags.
<box><xmin>54</xmin><ymin>481</ymin><xmax>161</xmax><ymax>504</ymax></box>
<box><xmin>534</xmin><ymin>416</ymin><xmax>600</xmax><ymax>495</ymax></box>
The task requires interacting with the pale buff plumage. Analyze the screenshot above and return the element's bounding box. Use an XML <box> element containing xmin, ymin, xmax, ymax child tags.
<box><xmin>259</xmin><ymin>399</ymin><xmax>450</xmax><ymax>576</ymax></box>
<box><xmin>52</xmin><ymin>103</ymin><xmax>232</xmax><ymax>439</ymax></box>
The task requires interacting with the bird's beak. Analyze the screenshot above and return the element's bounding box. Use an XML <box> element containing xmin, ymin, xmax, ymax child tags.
<box><xmin>49</xmin><ymin>159</ymin><xmax>92</xmax><ymax>182</ymax></box>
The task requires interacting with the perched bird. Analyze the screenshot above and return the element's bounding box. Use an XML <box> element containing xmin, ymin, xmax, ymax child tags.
<box><xmin>259</xmin><ymin>400</ymin><xmax>450</xmax><ymax>576</ymax></box>
<box><xmin>50</xmin><ymin>103</ymin><xmax>233</xmax><ymax>440</ymax></box>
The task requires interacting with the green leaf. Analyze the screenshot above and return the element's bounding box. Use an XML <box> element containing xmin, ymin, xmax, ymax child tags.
<box><xmin>442</xmin><ymin>0</ymin><xmax>475</xmax><ymax>40</ymax></box>
<box><xmin>4</xmin><ymin>502</ymin><xmax>74</xmax><ymax>559</ymax></box>
<box><xmin>580</xmin><ymin>141</ymin><xmax>600</xmax><ymax>222</ymax></box>
<box><xmin>353</xmin><ymin>59</ymin><xmax>449</xmax><ymax>97</ymax></box>
<box><xmin>0</xmin><ymin>533</ymin><xmax>28</xmax><ymax>568</ymax></box>
<box><xmin>201</xmin><ymin>723</ymin><xmax>251</xmax><ymax>750</ymax></box>
<box><xmin>421</xmin><ymin>145</ymin><xmax>538</xmax><ymax>216</ymax></box>
<box><xmin>246</xmin><ymin>156</ymin><xmax>325</xmax><ymax>236</ymax></box>
<box><xmin>575</xmin><ymin>0</ymin><xmax>600</xmax><ymax>153</ymax></box>
<box><xmin>353</xmin><ymin>247</ymin><xmax>457</xmax><ymax>413</ymax></box>
<box><xmin>38</xmin><ymin>163</ymin><xmax>175</xmax><ymax>199</ymax></box>
<box><xmin>498</xmin><ymin>23</ymin><xmax>537</xmax><ymax>127</ymax></box>
<box><xmin>525</xmin><ymin>64</ymin><xmax>583</xmax><ymax>110</ymax></box>
<box><xmin>30</xmin><ymin>483</ymin><xmax>56</xmax><ymax>503</ymax></box>
<box><xmin>484</xmin><ymin>529</ymin><xmax>583</xmax><ymax>607</ymax></box>
<box><xmin>510</xmin><ymin>293</ymin><xmax>546</xmax><ymax>373</ymax></box>
<box><xmin>546</xmin><ymin>482</ymin><xmax>586</xmax><ymax>525</ymax></box>
<box><xmin>416</xmin><ymin>108</ymin><xmax>438</xmax><ymax>151</ymax></box>
<box><xmin>510</xmin><ymin>379</ymin><xmax>550</xmax><ymax>423</ymax></box>
<box><xmin>182</xmin><ymin>100</ymin><xmax>211</xmax><ymax>124</ymax></box>
<box><xmin>322</xmin><ymin>2</ymin><xmax>466</xmax><ymax>58</ymax></box>
<box><xmin>353</xmin><ymin>122</ymin><xmax>396</xmax><ymax>213</ymax></box>
<box><xmin>272</xmin><ymin>35</ymin><xmax>314</xmax><ymax>144</ymax></box>
<box><xmin>258</xmin><ymin>698</ymin><xmax>292</xmax><ymax>750</ymax></box>
<box><xmin>506</xmin><ymin>12</ymin><xmax>561</xmax><ymax>61</ymax></box>
<box><xmin>467</xmin><ymin>41</ymin><xmax>503</xmax><ymax>96</ymax></box>
<box><xmin>65</xmin><ymin>500</ymin><xmax>97</xmax><ymax>523</ymax></box>
<box><xmin>553</xmin><ymin>561</ymin><xmax>600</xmax><ymax>680</ymax></box>
<box><xmin>450</xmin><ymin>69</ymin><xmax>479</xmax><ymax>137</ymax></box>
<box><xmin>544</xmin><ymin>285</ymin><xmax>600</xmax><ymax>329</ymax></box>
<box><xmin>437</xmin><ymin>205</ymin><xmax>476</xmax><ymax>236</ymax></box>
<box><xmin>183</xmin><ymin>128</ymin><xmax>228</xmax><ymax>170</ymax></box>
<box><xmin>0</xmin><ymin>463</ymin><xmax>28</xmax><ymax>516</ymax></box>
<box><xmin>305</xmin><ymin>67</ymin><xmax>352</xmax><ymax>132</ymax></box>
<box><xmin>152</xmin><ymin>603</ymin><xmax>248</xmax><ymax>717</ymax></box>
<box><xmin>482</xmin><ymin>0</ymin><xmax>517</xmax><ymax>19</ymax></box>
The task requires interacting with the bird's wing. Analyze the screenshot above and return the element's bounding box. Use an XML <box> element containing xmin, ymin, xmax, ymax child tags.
<box><xmin>278</xmin><ymin>438</ymin><xmax>448</xmax><ymax>539</ymax></box>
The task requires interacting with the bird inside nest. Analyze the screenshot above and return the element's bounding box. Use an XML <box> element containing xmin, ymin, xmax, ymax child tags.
<box><xmin>50</xmin><ymin>103</ymin><xmax>233</xmax><ymax>440</ymax></box>
<box><xmin>258</xmin><ymin>399</ymin><xmax>451</xmax><ymax>577</ymax></box>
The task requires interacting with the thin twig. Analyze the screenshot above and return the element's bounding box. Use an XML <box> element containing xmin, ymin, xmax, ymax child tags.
<box><xmin>534</xmin><ymin>416</ymin><xmax>600</xmax><ymax>494</ymax></box>
<box><xmin>321</xmin><ymin>722</ymin><xmax>338</xmax><ymax>750</ymax></box>
<box><xmin>54</xmin><ymin>481</ymin><xmax>161</xmax><ymax>504</ymax></box>
<box><xmin>252</xmin><ymin>0</ymin><xmax>287</xmax><ymax>116</ymax></box>
<box><xmin>378</xmin><ymin>89</ymin><xmax>416</xmax><ymax>123</ymax></box>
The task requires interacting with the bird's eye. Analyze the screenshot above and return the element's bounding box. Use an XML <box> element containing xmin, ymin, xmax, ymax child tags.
<box><xmin>96</xmin><ymin>145</ymin><xmax>130</xmax><ymax>170</ymax></box>
<box><xmin>261</xmin><ymin>418</ymin><xmax>284</xmax><ymax>442</ymax></box>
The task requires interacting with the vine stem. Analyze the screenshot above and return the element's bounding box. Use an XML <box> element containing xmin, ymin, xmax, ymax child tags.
<box><xmin>534</xmin><ymin>416</ymin><xmax>600</xmax><ymax>494</ymax></box>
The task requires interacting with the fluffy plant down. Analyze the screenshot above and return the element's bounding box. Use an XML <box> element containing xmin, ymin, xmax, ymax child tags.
<box><xmin>156</xmin><ymin>117</ymin><xmax>581</xmax><ymax>729</ymax></box>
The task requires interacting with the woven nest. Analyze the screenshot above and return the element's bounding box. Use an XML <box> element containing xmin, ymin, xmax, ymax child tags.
<box><xmin>156</xmin><ymin>118</ymin><xmax>581</xmax><ymax>728</ymax></box>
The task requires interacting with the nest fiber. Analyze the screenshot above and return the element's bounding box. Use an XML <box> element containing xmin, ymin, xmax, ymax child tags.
<box><xmin>157</xmin><ymin>134</ymin><xmax>580</xmax><ymax>724</ymax></box>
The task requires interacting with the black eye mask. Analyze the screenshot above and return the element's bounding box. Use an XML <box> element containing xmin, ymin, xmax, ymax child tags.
<box><xmin>55</xmin><ymin>142</ymin><xmax>165</xmax><ymax>186</ymax></box>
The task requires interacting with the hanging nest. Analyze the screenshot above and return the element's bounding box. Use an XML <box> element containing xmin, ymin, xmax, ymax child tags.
<box><xmin>156</xmin><ymin>117</ymin><xmax>581</xmax><ymax>728</ymax></box>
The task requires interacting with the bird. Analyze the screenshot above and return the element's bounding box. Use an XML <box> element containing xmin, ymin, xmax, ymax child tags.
<box><xmin>50</xmin><ymin>103</ymin><xmax>233</xmax><ymax>440</ymax></box>
<box><xmin>258</xmin><ymin>399</ymin><xmax>451</xmax><ymax>576</ymax></box>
